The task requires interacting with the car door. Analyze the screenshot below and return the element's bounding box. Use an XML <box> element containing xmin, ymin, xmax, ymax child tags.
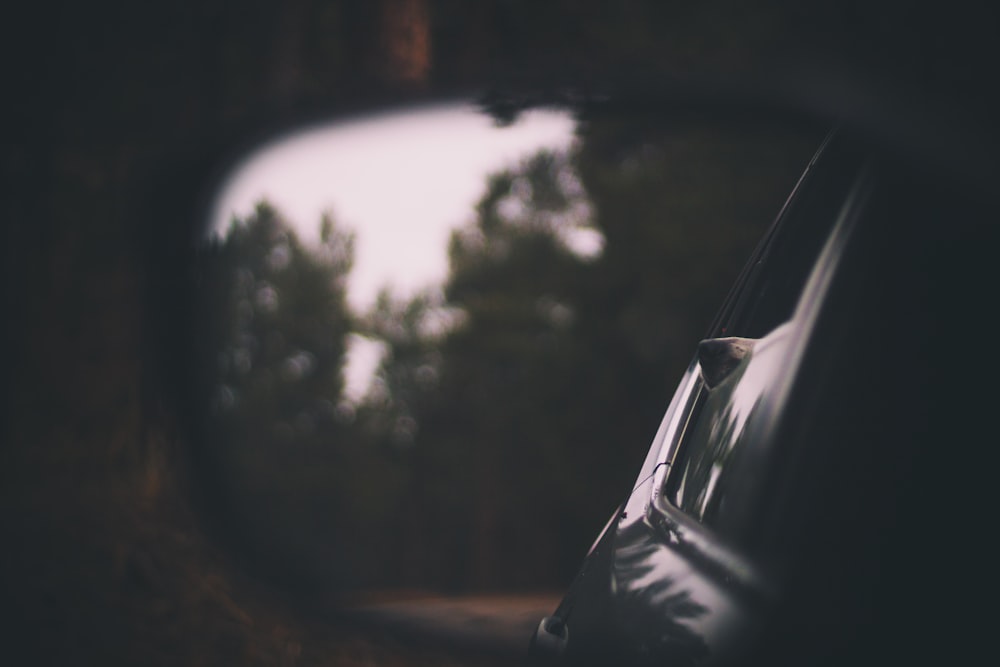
<box><xmin>536</xmin><ymin>128</ymin><xmax>875</xmax><ymax>665</ymax></box>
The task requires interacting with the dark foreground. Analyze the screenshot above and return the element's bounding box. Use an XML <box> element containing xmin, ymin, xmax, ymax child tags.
<box><xmin>344</xmin><ymin>592</ymin><xmax>561</xmax><ymax>660</ymax></box>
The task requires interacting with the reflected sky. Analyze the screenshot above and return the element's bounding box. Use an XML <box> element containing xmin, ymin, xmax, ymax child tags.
<box><xmin>209</xmin><ymin>103</ymin><xmax>577</xmax><ymax>313</ymax></box>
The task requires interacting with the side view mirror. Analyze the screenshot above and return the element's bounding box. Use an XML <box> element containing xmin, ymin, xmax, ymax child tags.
<box><xmin>186</xmin><ymin>97</ymin><xmax>822</xmax><ymax>599</ymax></box>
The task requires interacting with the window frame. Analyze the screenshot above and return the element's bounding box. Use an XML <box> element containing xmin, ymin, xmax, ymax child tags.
<box><xmin>643</xmin><ymin>130</ymin><xmax>874</xmax><ymax>557</ymax></box>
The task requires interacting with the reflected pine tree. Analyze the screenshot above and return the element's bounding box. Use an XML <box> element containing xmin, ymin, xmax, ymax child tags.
<box><xmin>194</xmin><ymin>202</ymin><xmax>372</xmax><ymax>590</ymax></box>
<box><xmin>204</xmin><ymin>203</ymin><xmax>354</xmax><ymax>445</ymax></box>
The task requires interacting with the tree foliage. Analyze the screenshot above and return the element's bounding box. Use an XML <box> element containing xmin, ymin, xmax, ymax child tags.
<box><xmin>194</xmin><ymin>202</ymin><xmax>376</xmax><ymax>589</ymax></box>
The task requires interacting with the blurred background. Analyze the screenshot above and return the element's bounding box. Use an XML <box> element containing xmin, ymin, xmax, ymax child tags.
<box><xmin>2</xmin><ymin>1</ymin><xmax>996</xmax><ymax>665</ymax></box>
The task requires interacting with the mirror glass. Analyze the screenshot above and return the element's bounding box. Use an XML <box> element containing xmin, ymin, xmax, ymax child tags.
<box><xmin>192</xmin><ymin>99</ymin><xmax>821</xmax><ymax>595</ymax></box>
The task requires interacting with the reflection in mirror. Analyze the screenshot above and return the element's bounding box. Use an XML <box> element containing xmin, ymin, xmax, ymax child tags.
<box><xmin>192</xmin><ymin>101</ymin><xmax>821</xmax><ymax>596</ymax></box>
<box><xmin>195</xmin><ymin>103</ymin><xmax>581</xmax><ymax>591</ymax></box>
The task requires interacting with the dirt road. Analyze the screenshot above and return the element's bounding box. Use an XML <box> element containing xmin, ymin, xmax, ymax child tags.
<box><xmin>343</xmin><ymin>591</ymin><xmax>561</xmax><ymax>660</ymax></box>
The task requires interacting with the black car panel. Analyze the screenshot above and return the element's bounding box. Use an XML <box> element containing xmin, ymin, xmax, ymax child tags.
<box><xmin>531</xmin><ymin>129</ymin><xmax>882</xmax><ymax>665</ymax></box>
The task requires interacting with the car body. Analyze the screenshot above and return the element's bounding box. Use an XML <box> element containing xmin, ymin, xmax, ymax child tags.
<box><xmin>529</xmin><ymin>124</ymin><xmax>996</xmax><ymax>665</ymax></box>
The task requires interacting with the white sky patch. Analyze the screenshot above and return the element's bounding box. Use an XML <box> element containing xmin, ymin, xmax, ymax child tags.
<box><xmin>208</xmin><ymin>102</ymin><xmax>576</xmax><ymax>403</ymax></box>
<box><xmin>343</xmin><ymin>334</ymin><xmax>388</xmax><ymax>403</ymax></box>
<box><xmin>560</xmin><ymin>226</ymin><xmax>605</xmax><ymax>259</ymax></box>
<box><xmin>209</xmin><ymin>103</ymin><xmax>577</xmax><ymax>314</ymax></box>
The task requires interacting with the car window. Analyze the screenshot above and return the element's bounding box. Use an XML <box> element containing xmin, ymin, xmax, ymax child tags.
<box><xmin>658</xmin><ymin>131</ymin><xmax>869</xmax><ymax>545</ymax></box>
<box><xmin>665</xmin><ymin>321</ymin><xmax>795</xmax><ymax>526</ymax></box>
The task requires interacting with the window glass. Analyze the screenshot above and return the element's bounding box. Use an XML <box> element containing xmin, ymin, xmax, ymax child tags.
<box><xmin>666</xmin><ymin>321</ymin><xmax>794</xmax><ymax>525</ymax></box>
